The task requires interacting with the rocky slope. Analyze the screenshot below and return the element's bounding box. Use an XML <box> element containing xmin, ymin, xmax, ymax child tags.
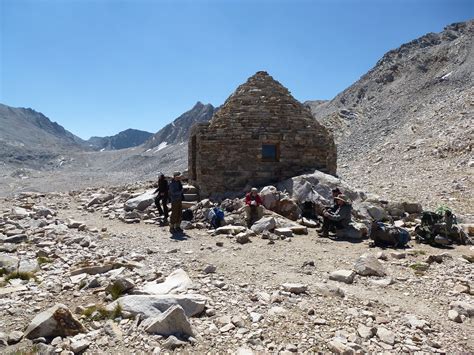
<box><xmin>143</xmin><ymin>102</ymin><xmax>215</xmax><ymax>151</ymax></box>
<box><xmin>307</xmin><ymin>20</ymin><xmax>473</xmax><ymax>215</ymax></box>
<box><xmin>0</xmin><ymin>104</ymin><xmax>86</xmax><ymax>169</ymax></box>
<box><xmin>87</xmin><ymin>129</ymin><xmax>153</xmax><ymax>151</ymax></box>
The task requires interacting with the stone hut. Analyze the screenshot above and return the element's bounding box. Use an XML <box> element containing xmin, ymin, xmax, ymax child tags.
<box><xmin>188</xmin><ymin>71</ymin><xmax>337</xmax><ymax>196</ymax></box>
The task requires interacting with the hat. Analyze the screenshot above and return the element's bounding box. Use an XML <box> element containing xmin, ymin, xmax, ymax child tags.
<box><xmin>173</xmin><ymin>171</ymin><xmax>182</xmax><ymax>177</ymax></box>
<box><xmin>334</xmin><ymin>194</ymin><xmax>351</xmax><ymax>204</ymax></box>
<box><xmin>251</xmin><ymin>187</ymin><xmax>258</xmax><ymax>192</ymax></box>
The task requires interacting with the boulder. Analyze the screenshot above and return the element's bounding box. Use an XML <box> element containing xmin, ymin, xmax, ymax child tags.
<box><xmin>251</xmin><ymin>217</ymin><xmax>276</xmax><ymax>233</ymax></box>
<box><xmin>10</xmin><ymin>207</ymin><xmax>30</xmax><ymax>219</ymax></box>
<box><xmin>140</xmin><ymin>269</ymin><xmax>192</xmax><ymax>295</ymax></box>
<box><xmin>106</xmin><ymin>294</ymin><xmax>208</xmax><ymax>318</ymax></box>
<box><xmin>260</xmin><ymin>186</ymin><xmax>280</xmax><ymax>210</ymax></box>
<box><xmin>18</xmin><ymin>258</ymin><xmax>39</xmax><ymax>273</ymax></box>
<box><xmin>365</xmin><ymin>204</ymin><xmax>389</xmax><ymax>221</ymax></box>
<box><xmin>124</xmin><ymin>190</ymin><xmax>156</xmax><ymax>211</ymax></box>
<box><xmin>354</xmin><ymin>255</ymin><xmax>386</xmax><ymax>277</ymax></box>
<box><xmin>143</xmin><ymin>305</ymin><xmax>195</xmax><ymax>338</ymax></box>
<box><xmin>105</xmin><ymin>278</ymin><xmax>135</xmax><ymax>296</ymax></box>
<box><xmin>0</xmin><ymin>255</ymin><xmax>19</xmax><ymax>273</ymax></box>
<box><xmin>24</xmin><ymin>304</ymin><xmax>85</xmax><ymax>339</ymax></box>
<box><xmin>329</xmin><ymin>270</ymin><xmax>356</xmax><ymax>284</ymax></box>
<box><xmin>301</xmin><ymin>218</ymin><xmax>318</xmax><ymax>228</ymax></box>
<box><xmin>376</xmin><ymin>327</ymin><xmax>395</xmax><ymax>345</ymax></box>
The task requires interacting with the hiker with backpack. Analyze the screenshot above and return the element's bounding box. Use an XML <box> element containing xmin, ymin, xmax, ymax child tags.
<box><xmin>245</xmin><ymin>187</ymin><xmax>263</xmax><ymax>227</ymax></box>
<box><xmin>154</xmin><ymin>174</ymin><xmax>169</xmax><ymax>223</ymax></box>
<box><xmin>319</xmin><ymin>194</ymin><xmax>352</xmax><ymax>238</ymax></box>
<box><xmin>168</xmin><ymin>171</ymin><xmax>184</xmax><ymax>233</ymax></box>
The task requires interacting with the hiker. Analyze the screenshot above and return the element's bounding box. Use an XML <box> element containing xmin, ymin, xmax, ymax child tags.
<box><xmin>154</xmin><ymin>174</ymin><xmax>169</xmax><ymax>223</ymax></box>
<box><xmin>319</xmin><ymin>194</ymin><xmax>352</xmax><ymax>238</ymax></box>
<box><xmin>168</xmin><ymin>171</ymin><xmax>184</xmax><ymax>233</ymax></box>
<box><xmin>208</xmin><ymin>205</ymin><xmax>225</xmax><ymax>229</ymax></box>
<box><xmin>245</xmin><ymin>187</ymin><xmax>263</xmax><ymax>227</ymax></box>
<box><xmin>328</xmin><ymin>188</ymin><xmax>342</xmax><ymax>212</ymax></box>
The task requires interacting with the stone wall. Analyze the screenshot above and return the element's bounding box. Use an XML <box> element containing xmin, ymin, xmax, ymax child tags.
<box><xmin>189</xmin><ymin>71</ymin><xmax>337</xmax><ymax>196</ymax></box>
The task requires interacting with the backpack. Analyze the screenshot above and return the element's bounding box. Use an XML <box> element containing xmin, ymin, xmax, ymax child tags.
<box><xmin>182</xmin><ymin>209</ymin><xmax>194</xmax><ymax>221</ymax></box>
<box><xmin>370</xmin><ymin>222</ymin><xmax>410</xmax><ymax>248</ymax></box>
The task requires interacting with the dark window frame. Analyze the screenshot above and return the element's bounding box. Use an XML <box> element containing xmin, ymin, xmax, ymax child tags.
<box><xmin>261</xmin><ymin>143</ymin><xmax>280</xmax><ymax>162</ymax></box>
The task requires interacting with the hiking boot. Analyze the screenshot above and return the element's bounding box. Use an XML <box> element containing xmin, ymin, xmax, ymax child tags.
<box><xmin>169</xmin><ymin>226</ymin><xmax>175</xmax><ymax>233</ymax></box>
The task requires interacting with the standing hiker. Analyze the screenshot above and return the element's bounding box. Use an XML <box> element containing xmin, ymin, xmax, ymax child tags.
<box><xmin>154</xmin><ymin>174</ymin><xmax>169</xmax><ymax>223</ymax></box>
<box><xmin>168</xmin><ymin>171</ymin><xmax>184</xmax><ymax>233</ymax></box>
<box><xmin>245</xmin><ymin>187</ymin><xmax>263</xmax><ymax>227</ymax></box>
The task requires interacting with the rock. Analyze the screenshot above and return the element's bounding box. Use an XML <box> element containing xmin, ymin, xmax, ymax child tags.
<box><xmin>124</xmin><ymin>190</ymin><xmax>156</xmax><ymax>211</ymax></box>
<box><xmin>106</xmin><ymin>294</ymin><xmax>208</xmax><ymax>318</ymax></box>
<box><xmin>203</xmin><ymin>264</ymin><xmax>216</xmax><ymax>274</ymax></box>
<box><xmin>251</xmin><ymin>217</ymin><xmax>276</xmax><ymax>233</ymax></box>
<box><xmin>404</xmin><ymin>314</ymin><xmax>428</xmax><ymax>329</ymax></box>
<box><xmin>143</xmin><ymin>305</ymin><xmax>194</xmax><ymax>338</ymax></box>
<box><xmin>162</xmin><ymin>335</ymin><xmax>187</xmax><ymax>350</ymax></box>
<box><xmin>7</xmin><ymin>330</ymin><xmax>23</xmax><ymax>344</ymax></box>
<box><xmin>0</xmin><ymin>255</ymin><xmax>19</xmax><ymax>273</ymax></box>
<box><xmin>354</xmin><ymin>255</ymin><xmax>386</xmax><ymax>277</ymax></box>
<box><xmin>66</xmin><ymin>219</ymin><xmax>84</xmax><ymax>229</ymax></box>
<box><xmin>105</xmin><ymin>278</ymin><xmax>135</xmax><ymax>296</ymax></box>
<box><xmin>314</xmin><ymin>283</ymin><xmax>345</xmax><ymax>298</ymax></box>
<box><xmin>250</xmin><ymin>312</ymin><xmax>263</xmax><ymax>323</ymax></box>
<box><xmin>403</xmin><ymin>202</ymin><xmax>423</xmax><ymax>214</ymax></box>
<box><xmin>301</xmin><ymin>217</ymin><xmax>318</xmax><ymax>228</ymax></box>
<box><xmin>18</xmin><ymin>258</ymin><xmax>39</xmax><ymax>273</ymax></box>
<box><xmin>365</xmin><ymin>204</ymin><xmax>389</xmax><ymax>221</ymax></box>
<box><xmin>390</xmin><ymin>252</ymin><xmax>406</xmax><ymax>259</ymax></box>
<box><xmin>140</xmin><ymin>268</ymin><xmax>192</xmax><ymax>295</ymax></box>
<box><xmin>449</xmin><ymin>301</ymin><xmax>474</xmax><ymax>317</ymax></box>
<box><xmin>329</xmin><ymin>270</ymin><xmax>356</xmax><ymax>284</ymax></box>
<box><xmin>87</xmin><ymin>193</ymin><xmax>114</xmax><ymax>207</ymax></box>
<box><xmin>236</xmin><ymin>232</ymin><xmax>250</xmax><ymax>244</ymax></box>
<box><xmin>289</xmin><ymin>225</ymin><xmax>308</xmax><ymax>235</ymax></box>
<box><xmin>4</xmin><ymin>234</ymin><xmax>27</xmax><ymax>244</ymax></box>
<box><xmin>357</xmin><ymin>324</ymin><xmax>375</xmax><ymax>339</ymax></box>
<box><xmin>376</xmin><ymin>327</ymin><xmax>395</xmax><ymax>345</ymax></box>
<box><xmin>70</xmin><ymin>339</ymin><xmax>89</xmax><ymax>353</ymax></box>
<box><xmin>275</xmin><ymin>228</ymin><xmax>293</xmax><ymax>238</ymax></box>
<box><xmin>369</xmin><ymin>277</ymin><xmax>394</xmax><ymax>287</ymax></box>
<box><xmin>260</xmin><ymin>186</ymin><xmax>279</xmax><ymax>210</ymax></box>
<box><xmin>0</xmin><ymin>332</ymin><xmax>7</xmax><ymax>346</ymax></box>
<box><xmin>448</xmin><ymin>309</ymin><xmax>462</xmax><ymax>323</ymax></box>
<box><xmin>281</xmin><ymin>283</ymin><xmax>307</xmax><ymax>294</ymax></box>
<box><xmin>24</xmin><ymin>304</ymin><xmax>85</xmax><ymax>339</ymax></box>
<box><xmin>70</xmin><ymin>264</ymin><xmax>114</xmax><ymax>276</ymax></box>
<box><xmin>10</xmin><ymin>207</ymin><xmax>30</xmax><ymax>219</ymax></box>
<box><xmin>214</xmin><ymin>225</ymin><xmax>247</xmax><ymax>235</ymax></box>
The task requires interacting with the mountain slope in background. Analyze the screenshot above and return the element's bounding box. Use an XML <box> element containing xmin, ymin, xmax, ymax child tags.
<box><xmin>0</xmin><ymin>103</ymin><xmax>87</xmax><ymax>168</ymax></box>
<box><xmin>87</xmin><ymin>129</ymin><xmax>153</xmax><ymax>151</ymax></box>
<box><xmin>144</xmin><ymin>102</ymin><xmax>215</xmax><ymax>150</ymax></box>
<box><xmin>308</xmin><ymin>20</ymin><xmax>473</xmax><ymax>213</ymax></box>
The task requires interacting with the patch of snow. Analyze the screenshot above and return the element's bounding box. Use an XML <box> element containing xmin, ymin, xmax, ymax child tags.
<box><xmin>440</xmin><ymin>71</ymin><xmax>452</xmax><ymax>80</ymax></box>
<box><xmin>100</xmin><ymin>148</ymin><xmax>105</xmax><ymax>152</ymax></box>
<box><xmin>154</xmin><ymin>142</ymin><xmax>168</xmax><ymax>152</ymax></box>
<box><xmin>145</xmin><ymin>148</ymin><xmax>152</xmax><ymax>152</ymax></box>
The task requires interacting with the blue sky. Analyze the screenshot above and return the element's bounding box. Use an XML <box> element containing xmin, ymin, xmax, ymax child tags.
<box><xmin>1</xmin><ymin>0</ymin><xmax>472</xmax><ymax>139</ymax></box>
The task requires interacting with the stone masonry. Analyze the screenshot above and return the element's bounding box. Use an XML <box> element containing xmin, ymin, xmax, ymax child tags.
<box><xmin>189</xmin><ymin>71</ymin><xmax>337</xmax><ymax>196</ymax></box>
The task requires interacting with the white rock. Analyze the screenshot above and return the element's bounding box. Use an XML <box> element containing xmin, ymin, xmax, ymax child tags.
<box><xmin>140</xmin><ymin>268</ymin><xmax>192</xmax><ymax>295</ymax></box>
<box><xmin>251</xmin><ymin>217</ymin><xmax>276</xmax><ymax>233</ymax></box>
<box><xmin>354</xmin><ymin>255</ymin><xmax>386</xmax><ymax>277</ymax></box>
<box><xmin>448</xmin><ymin>309</ymin><xmax>462</xmax><ymax>323</ymax></box>
<box><xmin>124</xmin><ymin>190</ymin><xmax>156</xmax><ymax>211</ymax></box>
<box><xmin>107</xmin><ymin>294</ymin><xmax>208</xmax><ymax>318</ymax></box>
<box><xmin>376</xmin><ymin>327</ymin><xmax>395</xmax><ymax>345</ymax></box>
<box><xmin>143</xmin><ymin>305</ymin><xmax>194</xmax><ymax>338</ymax></box>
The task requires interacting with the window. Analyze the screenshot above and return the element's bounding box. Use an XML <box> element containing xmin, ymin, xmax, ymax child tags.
<box><xmin>262</xmin><ymin>144</ymin><xmax>279</xmax><ymax>162</ymax></box>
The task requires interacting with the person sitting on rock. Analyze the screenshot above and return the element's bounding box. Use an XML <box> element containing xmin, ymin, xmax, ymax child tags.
<box><xmin>168</xmin><ymin>171</ymin><xmax>184</xmax><ymax>233</ymax></box>
<box><xmin>245</xmin><ymin>187</ymin><xmax>263</xmax><ymax>227</ymax></box>
<box><xmin>320</xmin><ymin>194</ymin><xmax>352</xmax><ymax>238</ymax></box>
<box><xmin>154</xmin><ymin>174</ymin><xmax>169</xmax><ymax>223</ymax></box>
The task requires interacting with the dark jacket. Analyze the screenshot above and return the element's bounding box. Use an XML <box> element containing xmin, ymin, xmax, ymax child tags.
<box><xmin>156</xmin><ymin>178</ymin><xmax>169</xmax><ymax>197</ymax></box>
<box><xmin>168</xmin><ymin>180</ymin><xmax>183</xmax><ymax>203</ymax></box>
<box><xmin>326</xmin><ymin>204</ymin><xmax>352</xmax><ymax>228</ymax></box>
